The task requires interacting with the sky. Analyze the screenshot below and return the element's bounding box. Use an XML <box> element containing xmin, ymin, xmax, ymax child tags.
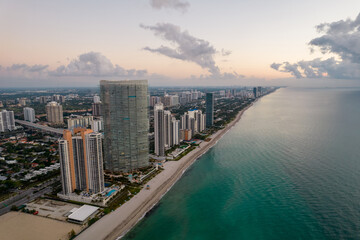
<box><xmin>1</xmin><ymin>0</ymin><xmax>360</xmax><ymax>87</ymax></box>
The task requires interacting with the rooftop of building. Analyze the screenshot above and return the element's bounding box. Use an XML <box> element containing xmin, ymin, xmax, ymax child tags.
<box><xmin>100</xmin><ymin>79</ymin><xmax>148</xmax><ymax>85</ymax></box>
<box><xmin>67</xmin><ymin>205</ymin><xmax>99</xmax><ymax>222</ymax></box>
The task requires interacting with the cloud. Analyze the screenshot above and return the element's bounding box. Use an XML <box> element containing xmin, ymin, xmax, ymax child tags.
<box><xmin>50</xmin><ymin>52</ymin><xmax>147</xmax><ymax>77</ymax></box>
<box><xmin>270</xmin><ymin>63</ymin><xmax>281</xmax><ymax>70</ymax></box>
<box><xmin>150</xmin><ymin>0</ymin><xmax>189</xmax><ymax>12</ymax></box>
<box><xmin>141</xmin><ymin>23</ymin><xmax>221</xmax><ymax>75</ymax></box>
<box><xmin>0</xmin><ymin>63</ymin><xmax>49</xmax><ymax>79</ymax></box>
<box><xmin>271</xmin><ymin>13</ymin><xmax>360</xmax><ymax>79</ymax></box>
<box><xmin>221</xmin><ymin>49</ymin><xmax>232</xmax><ymax>56</ymax></box>
<box><xmin>270</xmin><ymin>62</ymin><xmax>303</xmax><ymax>78</ymax></box>
<box><xmin>0</xmin><ymin>53</ymin><xmax>148</xmax><ymax>79</ymax></box>
<box><xmin>7</xmin><ymin>64</ymin><xmax>49</xmax><ymax>73</ymax></box>
<box><xmin>0</xmin><ymin>51</ymin><xmax>246</xmax><ymax>87</ymax></box>
<box><xmin>140</xmin><ymin>23</ymin><xmax>246</xmax><ymax>81</ymax></box>
<box><xmin>0</xmin><ymin>52</ymin><xmax>150</xmax><ymax>88</ymax></box>
<box><xmin>0</xmin><ymin>63</ymin><xmax>49</xmax><ymax>87</ymax></box>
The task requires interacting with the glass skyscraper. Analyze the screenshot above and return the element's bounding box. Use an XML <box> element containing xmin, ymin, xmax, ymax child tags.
<box><xmin>100</xmin><ymin>80</ymin><xmax>149</xmax><ymax>173</ymax></box>
<box><xmin>206</xmin><ymin>92</ymin><xmax>214</xmax><ymax>128</ymax></box>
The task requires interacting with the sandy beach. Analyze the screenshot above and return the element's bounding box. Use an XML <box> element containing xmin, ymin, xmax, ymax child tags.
<box><xmin>0</xmin><ymin>212</ymin><xmax>82</xmax><ymax>240</ymax></box>
<box><xmin>76</xmin><ymin>102</ymin><xmax>255</xmax><ymax>240</ymax></box>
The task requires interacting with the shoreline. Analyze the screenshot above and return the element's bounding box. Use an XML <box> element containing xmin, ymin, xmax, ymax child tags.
<box><xmin>76</xmin><ymin>98</ymin><xmax>260</xmax><ymax>240</ymax></box>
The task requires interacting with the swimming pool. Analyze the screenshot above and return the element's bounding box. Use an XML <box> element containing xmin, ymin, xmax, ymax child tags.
<box><xmin>106</xmin><ymin>189</ymin><xmax>116</xmax><ymax>197</ymax></box>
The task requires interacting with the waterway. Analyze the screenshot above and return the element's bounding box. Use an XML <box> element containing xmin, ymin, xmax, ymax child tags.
<box><xmin>124</xmin><ymin>87</ymin><xmax>360</xmax><ymax>240</ymax></box>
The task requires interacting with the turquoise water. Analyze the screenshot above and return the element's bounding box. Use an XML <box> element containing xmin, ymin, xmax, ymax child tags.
<box><xmin>124</xmin><ymin>88</ymin><xmax>360</xmax><ymax>240</ymax></box>
<box><xmin>106</xmin><ymin>189</ymin><xmax>116</xmax><ymax>196</ymax></box>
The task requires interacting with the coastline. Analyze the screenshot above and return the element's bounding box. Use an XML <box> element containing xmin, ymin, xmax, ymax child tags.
<box><xmin>76</xmin><ymin>98</ymin><xmax>260</xmax><ymax>240</ymax></box>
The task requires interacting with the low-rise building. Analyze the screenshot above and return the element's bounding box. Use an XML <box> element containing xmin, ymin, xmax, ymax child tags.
<box><xmin>67</xmin><ymin>205</ymin><xmax>99</xmax><ymax>224</ymax></box>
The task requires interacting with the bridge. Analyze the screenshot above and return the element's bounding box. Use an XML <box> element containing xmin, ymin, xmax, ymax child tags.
<box><xmin>15</xmin><ymin>120</ymin><xmax>64</xmax><ymax>136</ymax></box>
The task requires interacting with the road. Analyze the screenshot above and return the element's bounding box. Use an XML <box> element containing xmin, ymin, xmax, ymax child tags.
<box><xmin>0</xmin><ymin>177</ymin><xmax>59</xmax><ymax>216</ymax></box>
<box><xmin>15</xmin><ymin>119</ymin><xmax>64</xmax><ymax>135</ymax></box>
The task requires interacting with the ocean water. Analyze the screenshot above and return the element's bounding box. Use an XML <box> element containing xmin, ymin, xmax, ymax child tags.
<box><xmin>123</xmin><ymin>88</ymin><xmax>360</xmax><ymax>240</ymax></box>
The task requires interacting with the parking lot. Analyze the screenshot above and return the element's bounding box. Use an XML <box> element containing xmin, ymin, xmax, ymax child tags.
<box><xmin>26</xmin><ymin>198</ymin><xmax>80</xmax><ymax>221</ymax></box>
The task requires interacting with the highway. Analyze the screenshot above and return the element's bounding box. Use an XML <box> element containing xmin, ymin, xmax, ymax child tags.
<box><xmin>15</xmin><ymin>120</ymin><xmax>64</xmax><ymax>135</ymax></box>
<box><xmin>0</xmin><ymin>177</ymin><xmax>59</xmax><ymax>216</ymax></box>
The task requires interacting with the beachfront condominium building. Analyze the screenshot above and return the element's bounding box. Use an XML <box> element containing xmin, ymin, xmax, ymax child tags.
<box><xmin>59</xmin><ymin>140</ymin><xmax>72</xmax><ymax>195</ymax></box>
<box><xmin>179</xmin><ymin>110</ymin><xmax>205</xmax><ymax>139</ymax></box>
<box><xmin>59</xmin><ymin>128</ymin><xmax>104</xmax><ymax>195</ymax></box>
<box><xmin>46</xmin><ymin>101</ymin><xmax>63</xmax><ymax>124</ymax></box>
<box><xmin>188</xmin><ymin>110</ymin><xmax>205</xmax><ymax>133</ymax></box>
<box><xmin>171</xmin><ymin>117</ymin><xmax>180</xmax><ymax>146</ymax></box>
<box><xmin>154</xmin><ymin>103</ymin><xmax>165</xmax><ymax>156</ymax></box>
<box><xmin>253</xmin><ymin>87</ymin><xmax>257</xmax><ymax>98</ymax></box>
<box><xmin>0</xmin><ymin>110</ymin><xmax>15</xmax><ymax>132</ymax></box>
<box><xmin>164</xmin><ymin>110</ymin><xmax>172</xmax><ymax>147</ymax></box>
<box><xmin>180</xmin><ymin>129</ymin><xmax>192</xmax><ymax>141</ymax></box>
<box><xmin>192</xmin><ymin>110</ymin><xmax>205</xmax><ymax>134</ymax></box>
<box><xmin>100</xmin><ymin>80</ymin><xmax>149</xmax><ymax>173</ymax></box>
<box><xmin>154</xmin><ymin>103</ymin><xmax>180</xmax><ymax>156</ymax></box>
<box><xmin>206</xmin><ymin>93</ymin><xmax>214</xmax><ymax>128</ymax></box>
<box><xmin>85</xmin><ymin>132</ymin><xmax>105</xmax><ymax>193</ymax></box>
<box><xmin>23</xmin><ymin>107</ymin><xmax>35</xmax><ymax>122</ymax></box>
<box><xmin>180</xmin><ymin>113</ymin><xmax>189</xmax><ymax>130</ymax></box>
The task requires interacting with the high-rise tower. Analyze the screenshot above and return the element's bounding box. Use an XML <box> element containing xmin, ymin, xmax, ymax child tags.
<box><xmin>59</xmin><ymin>128</ymin><xmax>104</xmax><ymax>195</ymax></box>
<box><xmin>92</xmin><ymin>95</ymin><xmax>102</xmax><ymax>117</ymax></box>
<box><xmin>23</xmin><ymin>107</ymin><xmax>35</xmax><ymax>123</ymax></box>
<box><xmin>154</xmin><ymin>103</ymin><xmax>165</xmax><ymax>156</ymax></box>
<box><xmin>206</xmin><ymin>93</ymin><xmax>214</xmax><ymax>128</ymax></box>
<box><xmin>171</xmin><ymin>117</ymin><xmax>180</xmax><ymax>146</ymax></box>
<box><xmin>0</xmin><ymin>110</ymin><xmax>15</xmax><ymax>132</ymax></box>
<box><xmin>46</xmin><ymin>101</ymin><xmax>63</xmax><ymax>124</ymax></box>
<box><xmin>100</xmin><ymin>80</ymin><xmax>149</xmax><ymax>173</ymax></box>
<box><xmin>164</xmin><ymin>110</ymin><xmax>172</xmax><ymax>148</ymax></box>
<box><xmin>85</xmin><ymin>133</ymin><xmax>104</xmax><ymax>193</ymax></box>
